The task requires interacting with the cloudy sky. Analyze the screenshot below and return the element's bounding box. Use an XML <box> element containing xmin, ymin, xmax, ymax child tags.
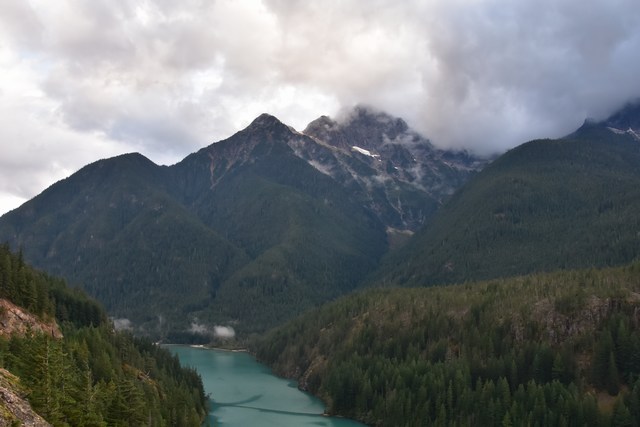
<box><xmin>1</xmin><ymin>0</ymin><xmax>640</xmax><ymax>215</ymax></box>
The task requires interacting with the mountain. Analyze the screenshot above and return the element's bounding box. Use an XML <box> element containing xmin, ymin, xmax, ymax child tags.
<box><xmin>0</xmin><ymin>107</ymin><xmax>482</xmax><ymax>339</ymax></box>
<box><xmin>166</xmin><ymin>112</ymin><xmax>391</xmax><ymax>335</ymax></box>
<box><xmin>0</xmin><ymin>151</ymin><xmax>250</xmax><ymax>337</ymax></box>
<box><xmin>255</xmin><ymin>261</ymin><xmax>640</xmax><ymax>426</ymax></box>
<box><xmin>373</xmin><ymin>101</ymin><xmax>640</xmax><ymax>287</ymax></box>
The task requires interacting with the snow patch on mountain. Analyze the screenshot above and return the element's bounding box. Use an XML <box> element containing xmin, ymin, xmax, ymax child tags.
<box><xmin>607</xmin><ymin>127</ymin><xmax>627</xmax><ymax>135</ymax></box>
<box><xmin>352</xmin><ymin>146</ymin><xmax>380</xmax><ymax>158</ymax></box>
<box><xmin>608</xmin><ymin>126</ymin><xmax>640</xmax><ymax>141</ymax></box>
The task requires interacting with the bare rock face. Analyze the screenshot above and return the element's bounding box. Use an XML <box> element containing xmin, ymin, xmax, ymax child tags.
<box><xmin>301</xmin><ymin>106</ymin><xmax>489</xmax><ymax>232</ymax></box>
<box><xmin>0</xmin><ymin>369</ymin><xmax>50</xmax><ymax>427</ymax></box>
<box><xmin>0</xmin><ymin>299</ymin><xmax>62</xmax><ymax>339</ymax></box>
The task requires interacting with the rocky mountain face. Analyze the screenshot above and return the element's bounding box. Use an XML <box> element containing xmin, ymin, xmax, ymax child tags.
<box><xmin>0</xmin><ymin>299</ymin><xmax>62</xmax><ymax>339</ymax></box>
<box><xmin>0</xmin><ymin>369</ymin><xmax>50</xmax><ymax>427</ymax></box>
<box><xmin>0</xmin><ymin>107</ymin><xmax>483</xmax><ymax>339</ymax></box>
<box><xmin>299</xmin><ymin>106</ymin><xmax>486</xmax><ymax>233</ymax></box>
<box><xmin>173</xmin><ymin>107</ymin><xmax>486</xmax><ymax>235</ymax></box>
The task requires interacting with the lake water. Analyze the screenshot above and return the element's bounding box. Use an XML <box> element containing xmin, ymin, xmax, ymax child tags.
<box><xmin>169</xmin><ymin>345</ymin><xmax>367</xmax><ymax>427</ymax></box>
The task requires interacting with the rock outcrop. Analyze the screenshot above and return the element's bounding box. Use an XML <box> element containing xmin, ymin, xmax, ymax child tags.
<box><xmin>0</xmin><ymin>299</ymin><xmax>62</xmax><ymax>339</ymax></box>
<box><xmin>0</xmin><ymin>369</ymin><xmax>50</xmax><ymax>427</ymax></box>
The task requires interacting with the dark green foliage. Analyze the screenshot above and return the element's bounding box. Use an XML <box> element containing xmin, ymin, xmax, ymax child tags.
<box><xmin>0</xmin><ymin>245</ymin><xmax>207</xmax><ymax>426</ymax></box>
<box><xmin>375</xmin><ymin>126</ymin><xmax>640</xmax><ymax>287</ymax></box>
<box><xmin>256</xmin><ymin>262</ymin><xmax>640</xmax><ymax>426</ymax></box>
<box><xmin>3</xmin><ymin>330</ymin><xmax>207</xmax><ymax>426</ymax></box>
<box><xmin>0</xmin><ymin>244</ymin><xmax>50</xmax><ymax>317</ymax></box>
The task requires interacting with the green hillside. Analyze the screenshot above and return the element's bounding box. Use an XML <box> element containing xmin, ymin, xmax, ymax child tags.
<box><xmin>0</xmin><ymin>153</ymin><xmax>249</xmax><ymax>337</ymax></box>
<box><xmin>0</xmin><ymin>244</ymin><xmax>207</xmax><ymax>425</ymax></box>
<box><xmin>375</xmin><ymin>123</ymin><xmax>640</xmax><ymax>287</ymax></box>
<box><xmin>256</xmin><ymin>262</ymin><xmax>640</xmax><ymax>426</ymax></box>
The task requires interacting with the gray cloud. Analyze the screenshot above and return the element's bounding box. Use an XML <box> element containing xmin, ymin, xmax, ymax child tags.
<box><xmin>266</xmin><ymin>0</ymin><xmax>640</xmax><ymax>153</ymax></box>
<box><xmin>0</xmin><ymin>0</ymin><xmax>639</xmax><ymax>214</ymax></box>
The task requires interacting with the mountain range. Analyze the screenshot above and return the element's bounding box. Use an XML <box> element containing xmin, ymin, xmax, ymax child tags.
<box><xmin>0</xmin><ymin>106</ymin><xmax>484</xmax><ymax>339</ymax></box>
<box><xmin>1</xmin><ymin>100</ymin><xmax>640</xmax><ymax>340</ymax></box>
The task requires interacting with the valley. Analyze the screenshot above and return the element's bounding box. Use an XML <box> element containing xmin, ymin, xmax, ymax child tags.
<box><xmin>2</xmin><ymin>2</ymin><xmax>640</xmax><ymax>425</ymax></box>
<box><xmin>1</xmin><ymin>100</ymin><xmax>640</xmax><ymax>425</ymax></box>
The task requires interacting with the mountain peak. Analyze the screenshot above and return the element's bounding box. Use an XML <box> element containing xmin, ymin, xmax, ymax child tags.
<box><xmin>344</xmin><ymin>105</ymin><xmax>409</xmax><ymax>134</ymax></box>
<box><xmin>231</xmin><ymin>113</ymin><xmax>298</xmax><ymax>143</ymax></box>
<box><xmin>244</xmin><ymin>113</ymin><xmax>290</xmax><ymax>132</ymax></box>
<box><xmin>303</xmin><ymin>115</ymin><xmax>338</xmax><ymax>137</ymax></box>
<box><xmin>304</xmin><ymin>106</ymin><xmax>413</xmax><ymax>152</ymax></box>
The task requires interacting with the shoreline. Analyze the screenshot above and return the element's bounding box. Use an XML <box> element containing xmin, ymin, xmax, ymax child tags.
<box><xmin>160</xmin><ymin>343</ymin><xmax>249</xmax><ymax>353</ymax></box>
<box><xmin>203</xmin><ymin>345</ymin><xmax>249</xmax><ymax>353</ymax></box>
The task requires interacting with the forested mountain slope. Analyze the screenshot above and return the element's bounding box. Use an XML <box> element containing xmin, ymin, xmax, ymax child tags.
<box><xmin>256</xmin><ymin>262</ymin><xmax>640</xmax><ymax>426</ymax></box>
<box><xmin>0</xmin><ymin>107</ymin><xmax>482</xmax><ymax>339</ymax></box>
<box><xmin>374</xmin><ymin>104</ymin><xmax>640</xmax><ymax>287</ymax></box>
<box><xmin>0</xmin><ymin>244</ymin><xmax>207</xmax><ymax>425</ymax></box>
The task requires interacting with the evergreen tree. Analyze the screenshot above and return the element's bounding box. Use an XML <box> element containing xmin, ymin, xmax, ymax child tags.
<box><xmin>608</xmin><ymin>352</ymin><xmax>621</xmax><ymax>396</ymax></box>
<box><xmin>612</xmin><ymin>397</ymin><xmax>633</xmax><ymax>427</ymax></box>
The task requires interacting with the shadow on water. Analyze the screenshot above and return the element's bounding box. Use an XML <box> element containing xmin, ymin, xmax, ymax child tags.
<box><xmin>214</xmin><ymin>395</ymin><xmax>325</xmax><ymax>418</ymax></box>
<box><xmin>214</xmin><ymin>394</ymin><xmax>263</xmax><ymax>407</ymax></box>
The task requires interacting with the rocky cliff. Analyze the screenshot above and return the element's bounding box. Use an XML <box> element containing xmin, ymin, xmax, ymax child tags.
<box><xmin>0</xmin><ymin>369</ymin><xmax>50</xmax><ymax>427</ymax></box>
<box><xmin>0</xmin><ymin>299</ymin><xmax>62</xmax><ymax>339</ymax></box>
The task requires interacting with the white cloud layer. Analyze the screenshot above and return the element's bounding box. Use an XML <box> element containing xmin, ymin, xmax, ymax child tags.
<box><xmin>1</xmin><ymin>0</ymin><xmax>639</xmax><ymax>215</ymax></box>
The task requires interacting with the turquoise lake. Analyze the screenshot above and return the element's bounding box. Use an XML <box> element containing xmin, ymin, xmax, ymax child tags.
<box><xmin>169</xmin><ymin>345</ymin><xmax>367</xmax><ymax>427</ymax></box>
